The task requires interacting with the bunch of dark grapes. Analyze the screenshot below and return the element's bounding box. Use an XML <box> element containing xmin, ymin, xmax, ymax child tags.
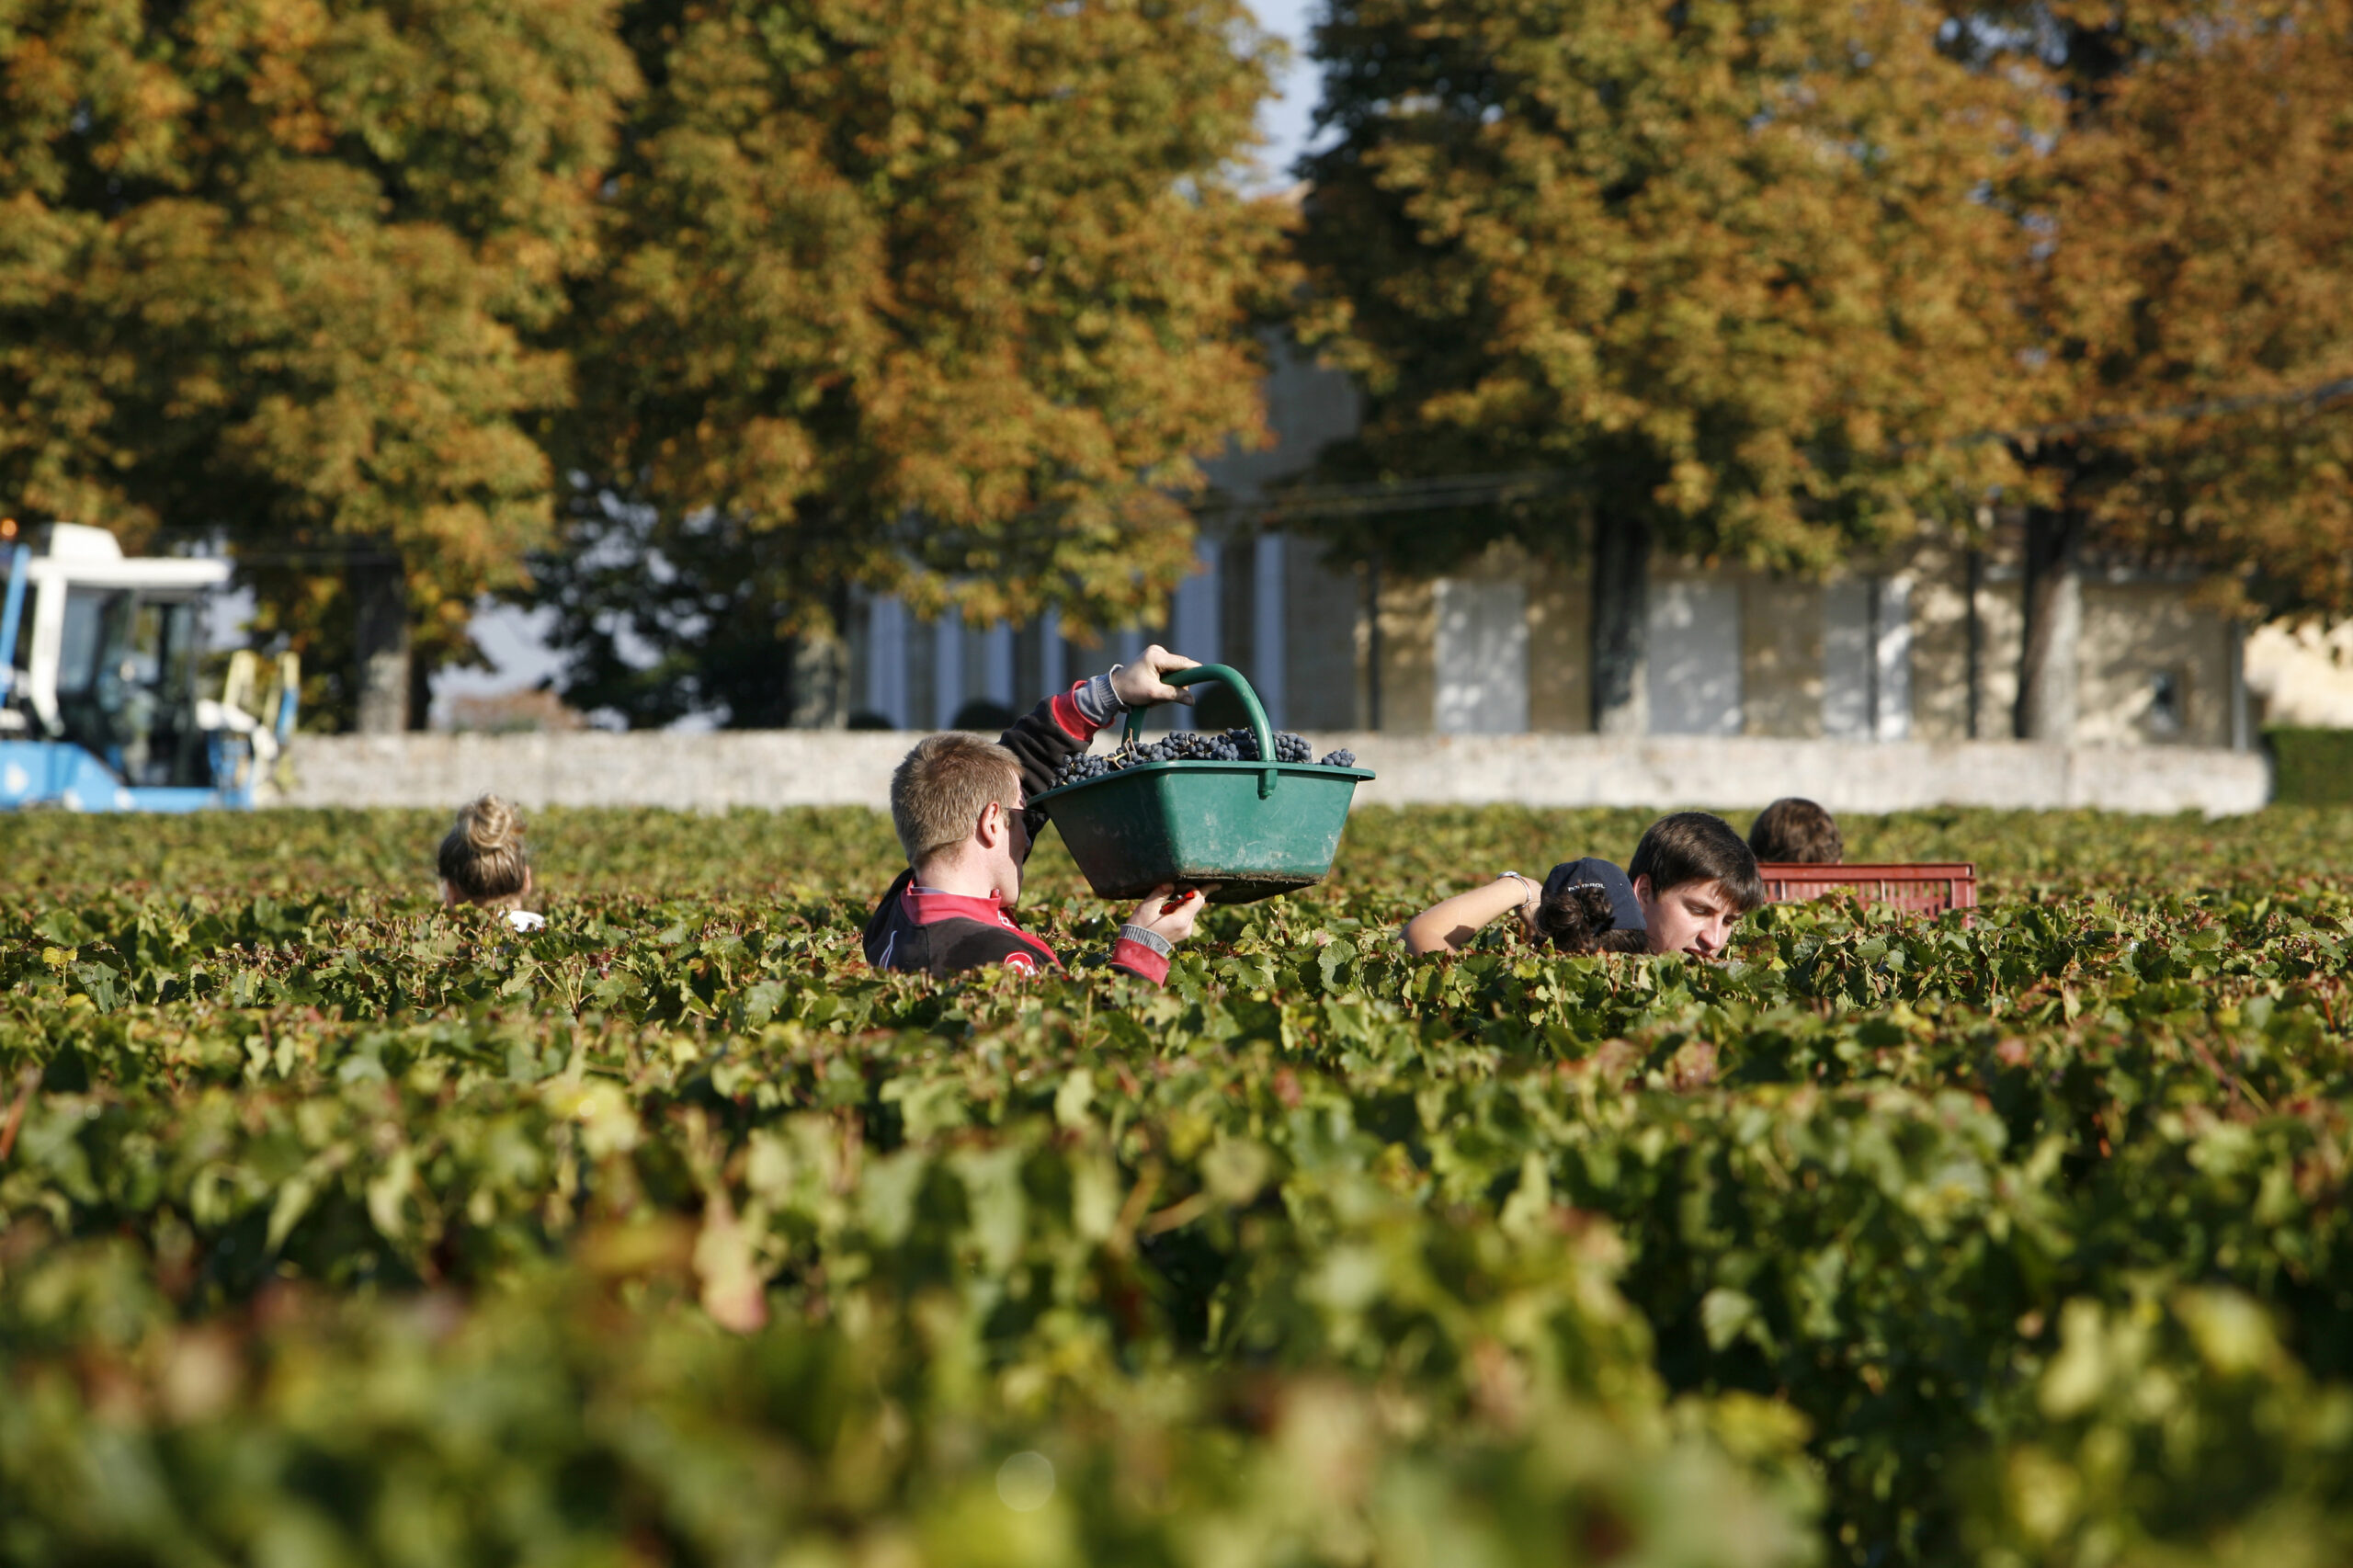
<box><xmin>1052</xmin><ymin>753</ymin><xmax>1121</xmax><ymax>785</ymax></box>
<box><xmin>1051</xmin><ymin>731</ymin><xmax>1361</xmax><ymax>788</ymax></box>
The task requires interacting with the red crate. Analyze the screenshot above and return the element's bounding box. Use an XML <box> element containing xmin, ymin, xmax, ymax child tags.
<box><xmin>1756</xmin><ymin>862</ymin><xmax>1978</xmax><ymax>918</ymax></box>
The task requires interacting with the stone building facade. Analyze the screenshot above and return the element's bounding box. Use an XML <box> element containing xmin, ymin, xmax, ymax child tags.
<box><xmin>846</xmin><ymin>344</ymin><xmax>2253</xmax><ymax>749</ymax></box>
<box><xmin>1362</xmin><ymin>536</ymin><xmax>2246</xmax><ymax>748</ymax></box>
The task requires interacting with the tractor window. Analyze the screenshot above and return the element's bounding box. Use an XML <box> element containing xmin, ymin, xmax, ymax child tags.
<box><xmin>129</xmin><ymin>599</ymin><xmax>197</xmax><ymax>698</ymax></box>
<box><xmin>56</xmin><ymin>588</ymin><xmax>126</xmax><ymax>696</ymax></box>
<box><xmin>54</xmin><ymin>590</ymin><xmax>210</xmax><ymax>787</ymax></box>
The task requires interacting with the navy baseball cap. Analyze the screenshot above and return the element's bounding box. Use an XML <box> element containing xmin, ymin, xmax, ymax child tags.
<box><xmin>1541</xmin><ymin>858</ymin><xmax>1646</xmax><ymax>935</ymax></box>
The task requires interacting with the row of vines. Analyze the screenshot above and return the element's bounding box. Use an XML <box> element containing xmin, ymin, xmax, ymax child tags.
<box><xmin>6</xmin><ymin>806</ymin><xmax>2353</xmax><ymax>1566</ymax></box>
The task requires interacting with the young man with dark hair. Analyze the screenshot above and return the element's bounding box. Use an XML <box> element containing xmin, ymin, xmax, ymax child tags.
<box><xmin>1402</xmin><ymin>810</ymin><xmax>1766</xmax><ymax>960</ymax></box>
<box><xmin>1748</xmin><ymin>796</ymin><xmax>1843</xmax><ymax>864</ymax></box>
<box><xmin>863</xmin><ymin>645</ymin><xmax>1209</xmax><ymax>983</ymax></box>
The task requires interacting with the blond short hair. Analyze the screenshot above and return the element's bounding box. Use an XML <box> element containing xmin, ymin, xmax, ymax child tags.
<box><xmin>892</xmin><ymin>732</ymin><xmax>1021</xmax><ymax>866</ymax></box>
<box><xmin>438</xmin><ymin>794</ymin><xmax>531</xmax><ymax>907</ymax></box>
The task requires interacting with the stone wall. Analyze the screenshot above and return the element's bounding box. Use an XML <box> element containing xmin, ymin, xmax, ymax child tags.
<box><xmin>282</xmin><ymin>731</ymin><xmax>2270</xmax><ymax>815</ymax></box>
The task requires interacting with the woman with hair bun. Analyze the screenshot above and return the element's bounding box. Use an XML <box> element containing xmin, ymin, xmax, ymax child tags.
<box><xmin>438</xmin><ymin>794</ymin><xmax>545</xmax><ymax>932</ymax></box>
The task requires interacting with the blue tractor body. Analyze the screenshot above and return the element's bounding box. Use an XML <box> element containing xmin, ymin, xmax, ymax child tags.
<box><xmin>0</xmin><ymin>525</ymin><xmax>297</xmax><ymax>812</ymax></box>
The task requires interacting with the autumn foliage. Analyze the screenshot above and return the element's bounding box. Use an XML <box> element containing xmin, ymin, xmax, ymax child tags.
<box><xmin>5</xmin><ymin>1</ymin><xmax>2353</xmax><ymax>727</ymax></box>
<box><xmin>2007</xmin><ymin>0</ymin><xmax>2353</xmax><ymax>615</ymax></box>
<box><xmin>1298</xmin><ymin>0</ymin><xmax>2034</xmax><ymax>571</ymax></box>
<box><xmin>0</xmin><ymin>0</ymin><xmax>634</xmax><ymax>719</ymax></box>
<box><xmin>1298</xmin><ymin>0</ymin><xmax>2353</xmax><ymax>729</ymax></box>
<box><xmin>536</xmin><ymin>0</ymin><xmax>1290</xmax><ymax>725</ymax></box>
<box><xmin>0</xmin><ymin>0</ymin><xmax>1285</xmax><ymax>726</ymax></box>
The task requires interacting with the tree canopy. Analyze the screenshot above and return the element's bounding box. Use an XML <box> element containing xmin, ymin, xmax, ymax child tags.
<box><xmin>0</xmin><ymin>0</ymin><xmax>1289</xmax><ymax>730</ymax></box>
<box><xmin>10</xmin><ymin>0</ymin><xmax>2353</xmax><ymax>733</ymax></box>
<box><xmin>1298</xmin><ymin>0</ymin><xmax>2353</xmax><ymax>732</ymax></box>
<box><xmin>535</xmin><ymin>0</ymin><xmax>1290</xmax><ymax>727</ymax></box>
<box><xmin>1986</xmin><ymin>0</ymin><xmax>2353</xmax><ymax>732</ymax></box>
<box><xmin>1295</xmin><ymin>0</ymin><xmax>2038</xmax><ymax>568</ymax></box>
<box><xmin>0</xmin><ymin>0</ymin><xmax>635</xmax><ymax>725</ymax></box>
<box><xmin>1294</xmin><ymin>0</ymin><xmax>2045</xmax><ymax>724</ymax></box>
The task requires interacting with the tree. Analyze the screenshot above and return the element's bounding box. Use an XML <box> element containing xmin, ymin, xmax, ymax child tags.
<box><xmin>1297</xmin><ymin>0</ymin><xmax>2040</xmax><ymax>730</ymax></box>
<box><xmin>0</xmin><ymin>0</ymin><xmax>634</xmax><ymax>729</ymax></box>
<box><xmin>1985</xmin><ymin>0</ymin><xmax>2353</xmax><ymax>737</ymax></box>
<box><xmin>539</xmin><ymin>0</ymin><xmax>1290</xmax><ymax>727</ymax></box>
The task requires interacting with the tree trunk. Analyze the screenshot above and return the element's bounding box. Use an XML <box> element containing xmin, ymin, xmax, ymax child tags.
<box><xmin>787</xmin><ymin>633</ymin><xmax>849</xmax><ymax>728</ymax></box>
<box><xmin>407</xmin><ymin>651</ymin><xmax>432</xmax><ymax>733</ymax></box>
<box><xmin>350</xmin><ymin>557</ymin><xmax>411</xmax><ymax>734</ymax></box>
<box><xmin>2014</xmin><ymin>506</ymin><xmax>2083</xmax><ymax>741</ymax></box>
<box><xmin>1589</xmin><ymin>509</ymin><xmax>1652</xmax><ymax>734</ymax></box>
<box><xmin>788</xmin><ymin>585</ymin><xmax>851</xmax><ymax>728</ymax></box>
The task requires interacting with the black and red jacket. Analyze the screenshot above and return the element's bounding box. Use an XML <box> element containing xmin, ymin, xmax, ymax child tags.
<box><xmin>861</xmin><ymin>682</ymin><xmax>1172</xmax><ymax>985</ymax></box>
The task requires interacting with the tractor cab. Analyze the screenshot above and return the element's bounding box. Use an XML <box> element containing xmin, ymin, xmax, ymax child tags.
<box><xmin>1</xmin><ymin>521</ymin><xmax>296</xmax><ymax>811</ymax></box>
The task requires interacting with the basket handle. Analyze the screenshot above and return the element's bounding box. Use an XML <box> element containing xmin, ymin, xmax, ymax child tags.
<box><xmin>1121</xmin><ymin>663</ymin><xmax>1279</xmax><ymax>799</ymax></box>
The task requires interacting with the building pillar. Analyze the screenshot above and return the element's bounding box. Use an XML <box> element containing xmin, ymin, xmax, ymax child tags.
<box><xmin>1170</xmin><ymin>547</ymin><xmax>1221</xmax><ymax>729</ymax></box>
<box><xmin>1039</xmin><ymin>608</ymin><xmax>1064</xmax><ymax>699</ymax></box>
<box><xmin>933</xmin><ymin>608</ymin><xmax>964</xmax><ymax>730</ymax></box>
<box><xmin>1873</xmin><ymin>574</ymin><xmax>1914</xmax><ymax>741</ymax></box>
<box><xmin>984</xmin><ymin>620</ymin><xmax>1015</xmax><ymax>707</ymax></box>
<box><xmin>1254</xmin><ymin>532</ymin><xmax>1287</xmax><ymax>728</ymax></box>
<box><xmin>866</xmin><ymin>595</ymin><xmax>907</xmax><ymax>727</ymax></box>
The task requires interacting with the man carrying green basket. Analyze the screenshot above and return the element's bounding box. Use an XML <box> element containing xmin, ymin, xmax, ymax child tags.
<box><xmin>863</xmin><ymin>645</ymin><xmax>1211</xmax><ymax>983</ymax></box>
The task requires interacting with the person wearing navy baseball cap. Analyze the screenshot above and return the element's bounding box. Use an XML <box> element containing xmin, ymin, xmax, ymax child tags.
<box><xmin>1532</xmin><ymin>857</ymin><xmax>1651</xmax><ymax>953</ymax></box>
<box><xmin>1402</xmin><ymin>812</ymin><xmax>1766</xmax><ymax>960</ymax></box>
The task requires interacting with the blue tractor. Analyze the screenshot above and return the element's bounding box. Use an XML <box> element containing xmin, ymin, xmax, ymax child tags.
<box><xmin>1</xmin><ymin>522</ymin><xmax>298</xmax><ymax>812</ymax></box>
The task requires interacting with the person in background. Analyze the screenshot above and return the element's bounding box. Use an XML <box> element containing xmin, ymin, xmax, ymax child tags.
<box><xmin>1747</xmin><ymin>797</ymin><xmax>1843</xmax><ymax>864</ymax></box>
<box><xmin>863</xmin><ymin>645</ymin><xmax>1211</xmax><ymax>983</ymax></box>
<box><xmin>1402</xmin><ymin>812</ymin><xmax>1765</xmax><ymax>961</ymax></box>
<box><xmin>438</xmin><ymin>793</ymin><xmax>546</xmax><ymax>932</ymax></box>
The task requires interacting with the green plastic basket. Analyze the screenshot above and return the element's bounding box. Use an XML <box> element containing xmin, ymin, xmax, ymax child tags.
<box><xmin>1031</xmin><ymin>665</ymin><xmax>1373</xmax><ymax>904</ymax></box>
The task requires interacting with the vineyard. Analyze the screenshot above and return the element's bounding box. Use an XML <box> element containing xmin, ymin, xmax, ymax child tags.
<box><xmin>6</xmin><ymin>804</ymin><xmax>2353</xmax><ymax>1566</ymax></box>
